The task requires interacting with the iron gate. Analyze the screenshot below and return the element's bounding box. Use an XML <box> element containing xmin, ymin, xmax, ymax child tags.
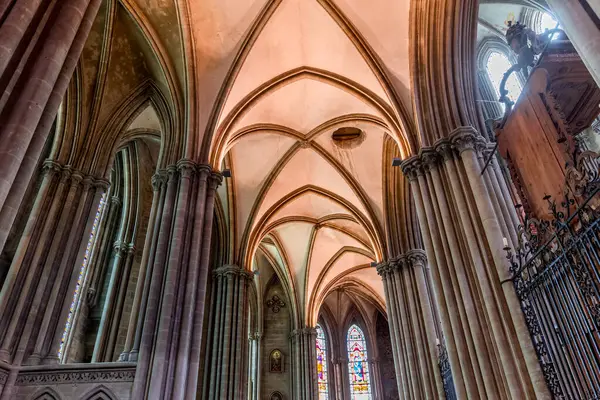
<box><xmin>506</xmin><ymin>179</ymin><xmax>600</xmax><ymax>398</ymax></box>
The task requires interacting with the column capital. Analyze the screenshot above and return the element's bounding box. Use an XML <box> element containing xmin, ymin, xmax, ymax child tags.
<box><xmin>433</xmin><ymin>139</ymin><xmax>455</xmax><ymax>161</ymax></box>
<box><xmin>420</xmin><ymin>147</ymin><xmax>441</xmax><ymax>170</ymax></box>
<box><xmin>405</xmin><ymin>249</ymin><xmax>427</xmax><ymax>268</ymax></box>
<box><xmin>94</xmin><ymin>178</ymin><xmax>111</xmax><ymax>191</ymax></box>
<box><xmin>213</xmin><ymin>264</ymin><xmax>253</xmax><ymax>280</ymax></box>
<box><xmin>400</xmin><ymin>156</ymin><xmax>422</xmax><ymax>181</ymax></box>
<box><xmin>177</xmin><ymin>159</ymin><xmax>196</xmax><ymax>179</ymax></box>
<box><xmin>42</xmin><ymin>160</ymin><xmax>63</xmax><ymax>175</ymax></box>
<box><xmin>113</xmin><ymin>241</ymin><xmax>129</xmax><ymax>254</ymax></box>
<box><xmin>151</xmin><ymin>171</ymin><xmax>168</xmax><ymax>191</ymax></box>
<box><xmin>449</xmin><ymin>126</ymin><xmax>480</xmax><ymax>154</ymax></box>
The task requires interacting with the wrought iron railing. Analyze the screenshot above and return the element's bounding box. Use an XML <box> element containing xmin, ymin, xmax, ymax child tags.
<box><xmin>505</xmin><ymin>150</ymin><xmax>600</xmax><ymax>398</ymax></box>
<box><xmin>438</xmin><ymin>343</ymin><xmax>457</xmax><ymax>400</ymax></box>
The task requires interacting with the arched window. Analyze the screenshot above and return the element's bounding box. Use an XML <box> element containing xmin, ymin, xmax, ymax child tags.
<box><xmin>537</xmin><ymin>12</ymin><xmax>561</xmax><ymax>39</ymax></box>
<box><xmin>58</xmin><ymin>194</ymin><xmax>106</xmax><ymax>360</ymax></box>
<box><xmin>486</xmin><ymin>51</ymin><xmax>522</xmax><ymax>105</ymax></box>
<box><xmin>316</xmin><ymin>324</ymin><xmax>329</xmax><ymax>400</ymax></box>
<box><xmin>347</xmin><ymin>324</ymin><xmax>372</xmax><ymax>400</ymax></box>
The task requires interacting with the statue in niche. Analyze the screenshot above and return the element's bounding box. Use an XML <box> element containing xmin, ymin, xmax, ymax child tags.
<box><xmin>270</xmin><ymin>391</ymin><xmax>284</xmax><ymax>400</ymax></box>
<box><xmin>269</xmin><ymin>349</ymin><xmax>283</xmax><ymax>372</ymax></box>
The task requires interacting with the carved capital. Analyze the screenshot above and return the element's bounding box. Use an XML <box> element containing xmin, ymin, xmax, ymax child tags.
<box><xmin>375</xmin><ymin>261</ymin><xmax>391</xmax><ymax>277</ymax></box>
<box><xmin>420</xmin><ymin>147</ymin><xmax>440</xmax><ymax>171</ymax></box>
<box><xmin>94</xmin><ymin>178</ymin><xmax>111</xmax><ymax>191</ymax></box>
<box><xmin>405</xmin><ymin>249</ymin><xmax>427</xmax><ymax>268</ymax></box>
<box><xmin>434</xmin><ymin>139</ymin><xmax>454</xmax><ymax>161</ymax></box>
<box><xmin>151</xmin><ymin>171</ymin><xmax>168</xmax><ymax>191</ymax></box>
<box><xmin>400</xmin><ymin>156</ymin><xmax>422</xmax><ymax>181</ymax></box>
<box><xmin>177</xmin><ymin>159</ymin><xmax>196</xmax><ymax>179</ymax></box>
<box><xmin>450</xmin><ymin>126</ymin><xmax>479</xmax><ymax>154</ymax></box>
<box><xmin>209</xmin><ymin>172</ymin><xmax>223</xmax><ymax>190</ymax></box>
<box><xmin>196</xmin><ymin>164</ymin><xmax>212</xmax><ymax>182</ymax></box>
<box><xmin>111</xmin><ymin>195</ymin><xmax>122</xmax><ymax>206</ymax></box>
<box><xmin>70</xmin><ymin>171</ymin><xmax>84</xmax><ymax>187</ymax></box>
<box><xmin>42</xmin><ymin>160</ymin><xmax>62</xmax><ymax>176</ymax></box>
<box><xmin>213</xmin><ymin>264</ymin><xmax>252</xmax><ymax>280</ymax></box>
<box><xmin>166</xmin><ymin>165</ymin><xmax>179</xmax><ymax>182</ymax></box>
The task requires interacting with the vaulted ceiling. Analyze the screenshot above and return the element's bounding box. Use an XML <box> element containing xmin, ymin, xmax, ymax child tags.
<box><xmin>69</xmin><ymin>0</ymin><xmax>475</xmax><ymax>328</ymax></box>
<box><xmin>206</xmin><ymin>0</ymin><xmax>413</xmax><ymax>326</ymax></box>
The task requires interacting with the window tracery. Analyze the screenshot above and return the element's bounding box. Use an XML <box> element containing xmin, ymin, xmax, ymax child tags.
<box><xmin>346</xmin><ymin>324</ymin><xmax>372</xmax><ymax>400</ymax></box>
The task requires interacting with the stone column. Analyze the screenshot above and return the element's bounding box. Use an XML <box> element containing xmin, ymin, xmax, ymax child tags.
<box><xmin>91</xmin><ymin>241</ymin><xmax>131</xmax><ymax>362</ymax></box>
<box><xmin>120</xmin><ymin>174</ymin><xmax>163</xmax><ymax>361</ymax></box>
<box><xmin>131</xmin><ymin>162</ymin><xmax>223</xmax><ymax>399</ymax></box>
<box><xmin>400</xmin><ymin>129</ymin><xmax>551</xmax><ymax>399</ymax></box>
<box><xmin>0</xmin><ymin>162</ymin><xmax>107</xmax><ymax>398</ymax></box>
<box><xmin>203</xmin><ymin>265</ymin><xmax>252</xmax><ymax>400</ymax></box>
<box><xmin>125</xmin><ymin>172</ymin><xmax>166</xmax><ymax>362</ymax></box>
<box><xmin>376</xmin><ymin>250</ymin><xmax>443</xmax><ymax>400</ymax></box>
<box><xmin>546</xmin><ymin>0</ymin><xmax>600</xmax><ymax>88</ymax></box>
<box><xmin>290</xmin><ymin>328</ymin><xmax>318</xmax><ymax>400</ymax></box>
<box><xmin>0</xmin><ymin>0</ymin><xmax>103</xmax><ymax>252</ymax></box>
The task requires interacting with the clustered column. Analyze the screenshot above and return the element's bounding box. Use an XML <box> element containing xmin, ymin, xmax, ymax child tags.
<box><xmin>202</xmin><ymin>265</ymin><xmax>253</xmax><ymax>400</ymax></box>
<box><xmin>290</xmin><ymin>327</ymin><xmax>318</xmax><ymax>400</ymax></box>
<box><xmin>132</xmin><ymin>161</ymin><xmax>222</xmax><ymax>399</ymax></box>
<box><xmin>0</xmin><ymin>0</ymin><xmax>103</xmax><ymax>253</ymax></box>
<box><xmin>376</xmin><ymin>249</ymin><xmax>444</xmax><ymax>399</ymax></box>
<box><xmin>0</xmin><ymin>161</ymin><xmax>107</xmax><ymax>397</ymax></box>
<box><xmin>401</xmin><ymin>128</ymin><xmax>549</xmax><ymax>399</ymax></box>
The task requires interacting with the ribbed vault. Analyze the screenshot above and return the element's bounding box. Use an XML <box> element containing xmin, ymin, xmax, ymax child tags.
<box><xmin>206</xmin><ymin>0</ymin><xmax>412</xmax><ymax>327</ymax></box>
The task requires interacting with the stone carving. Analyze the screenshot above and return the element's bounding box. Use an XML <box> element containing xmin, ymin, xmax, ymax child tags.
<box><xmin>266</xmin><ymin>294</ymin><xmax>285</xmax><ymax>313</ymax></box>
<box><xmin>15</xmin><ymin>368</ymin><xmax>136</xmax><ymax>386</ymax></box>
<box><xmin>269</xmin><ymin>349</ymin><xmax>284</xmax><ymax>373</ymax></box>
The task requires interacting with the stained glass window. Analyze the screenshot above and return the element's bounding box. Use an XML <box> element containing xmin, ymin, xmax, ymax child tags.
<box><xmin>316</xmin><ymin>324</ymin><xmax>329</xmax><ymax>400</ymax></box>
<box><xmin>347</xmin><ymin>324</ymin><xmax>372</xmax><ymax>400</ymax></box>
<box><xmin>486</xmin><ymin>51</ymin><xmax>522</xmax><ymax>107</ymax></box>
<box><xmin>58</xmin><ymin>194</ymin><xmax>106</xmax><ymax>360</ymax></box>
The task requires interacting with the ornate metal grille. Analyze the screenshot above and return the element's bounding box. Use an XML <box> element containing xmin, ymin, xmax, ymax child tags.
<box><xmin>506</xmin><ymin>153</ymin><xmax>600</xmax><ymax>398</ymax></box>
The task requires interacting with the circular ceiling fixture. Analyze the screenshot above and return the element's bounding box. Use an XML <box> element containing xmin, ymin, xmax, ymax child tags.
<box><xmin>331</xmin><ymin>127</ymin><xmax>365</xmax><ymax>149</ymax></box>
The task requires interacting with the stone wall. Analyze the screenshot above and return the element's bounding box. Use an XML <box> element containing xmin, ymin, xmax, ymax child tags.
<box><xmin>261</xmin><ymin>281</ymin><xmax>292</xmax><ymax>399</ymax></box>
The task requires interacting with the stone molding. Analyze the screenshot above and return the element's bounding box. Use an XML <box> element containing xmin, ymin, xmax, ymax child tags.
<box><xmin>41</xmin><ymin>159</ymin><xmax>110</xmax><ymax>190</ymax></box>
<box><xmin>213</xmin><ymin>264</ymin><xmax>253</xmax><ymax>280</ymax></box>
<box><xmin>152</xmin><ymin>161</ymin><xmax>222</xmax><ymax>189</ymax></box>
<box><xmin>375</xmin><ymin>249</ymin><xmax>428</xmax><ymax>277</ymax></box>
<box><xmin>15</xmin><ymin>365</ymin><xmax>136</xmax><ymax>386</ymax></box>
<box><xmin>401</xmin><ymin>127</ymin><xmax>485</xmax><ymax>179</ymax></box>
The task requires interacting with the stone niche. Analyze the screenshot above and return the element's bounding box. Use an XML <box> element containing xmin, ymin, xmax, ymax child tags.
<box><xmin>261</xmin><ymin>279</ymin><xmax>291</xmax><ymax>399</ymax></box>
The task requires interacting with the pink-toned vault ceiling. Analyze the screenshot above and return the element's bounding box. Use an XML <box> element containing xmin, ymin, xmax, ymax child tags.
<box><xmin>191</xmin><ymin>0</ymin><xmax>412</xmax><ymax>326</ymax></box>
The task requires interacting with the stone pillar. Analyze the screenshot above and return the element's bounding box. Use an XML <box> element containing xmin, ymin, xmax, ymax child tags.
<box><xmin>91</xmin><ymin>241</ymin><xmax>134</xmax><ymax>362</ymax></box>
<box><xmin>400</xmin><ymin>129</ymin><xmax>551</xmax><ymax>399</ymax></box>
<box><xmin>131</xmin><ymin>162</ymin><xmax>222</xmax><ymax>399</ymax></box>
<box><xmin>125</xmin><ymin>172</ymin><xmax>166</xmax><ymax>362</ymax></box>
<box><xmin>546</xmin><ymin>0</ymin><xmax>600</xmax><ymax>88</ymax></box>
<box><xmin>202</xmin><ymin>265</ymin><xmax>252</xmax><ymax>400</ymax></box>
<box><xmin>376</xmin><ymin>250</ymin><xmax>444</xmax><ymax>400</ymax></box>
<box><xmin>0</xmin><ymin>162</ymin><xmax>107</xmax><ymax>397</ymax></box>
<box><xmin>0</xmin><ymin>0</ymin><xmax>103</xmax><ymax>253</ymax></box>
<box><xmin>290</xmin><ymin>328</ymin><xmax>318</xmax><ymax>400</ymax></box>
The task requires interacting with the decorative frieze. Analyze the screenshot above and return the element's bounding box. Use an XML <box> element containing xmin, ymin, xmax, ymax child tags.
<box><xmin>15</xmin><ymin>366</ymin><xmax>136</xmax><ymax>385</ymax></box>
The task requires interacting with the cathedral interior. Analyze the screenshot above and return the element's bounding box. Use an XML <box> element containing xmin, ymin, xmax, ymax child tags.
<box><xmin>1</xmin><ymin>0</ymin><xmax>600</xmax><ymax>399</ymax></box>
